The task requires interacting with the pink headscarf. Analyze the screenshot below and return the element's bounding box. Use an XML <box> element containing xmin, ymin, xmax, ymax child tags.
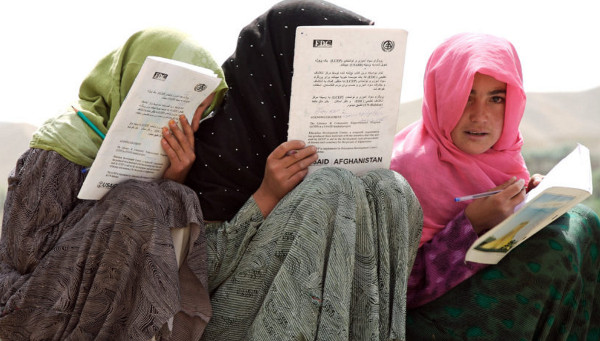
<box><xmin>391</xmin><ymin>33</ymin><xmax>530</xmax><ymax>246</ymax></box>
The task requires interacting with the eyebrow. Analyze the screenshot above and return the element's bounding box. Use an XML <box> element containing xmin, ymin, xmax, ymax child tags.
<box><xmin>470</xmin><ymin>89</ymin><xmax>507</xmax><ymax>95</ymax></box>
<box><xmin>488</xmin><ymin>89</ymin><xmax>507</xmax><ymax>95</ymax></box>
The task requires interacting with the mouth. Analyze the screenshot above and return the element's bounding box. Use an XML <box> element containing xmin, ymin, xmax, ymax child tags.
<box><xmin>465</xmin><ymin>130</ymin><xmax>488</xmax><ymax>136</ymax></box>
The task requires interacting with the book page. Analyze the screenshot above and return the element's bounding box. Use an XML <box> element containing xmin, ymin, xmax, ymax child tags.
<box><xmin>524</xmin><ymin>143</ymin><xmax>593</xmax><ymax>200</ymax></box>
<box><xmin>471</xmin><ymin>191</ymin><xmax>576</xmax><ymax>253</ymax></box>
<box><xmin>465</xmin><ymin>144</ymin><xmax>592</xmax><ymax>264</ymax></box>
<box><xmin>287</xmin><ymin>26</ymin><xmax>408</xmax><ymax>174</ymax></box>
<box><xmin>78</xmin><ymin>56</ymin><xmax>221</xmax><ymax>200</ymax></box>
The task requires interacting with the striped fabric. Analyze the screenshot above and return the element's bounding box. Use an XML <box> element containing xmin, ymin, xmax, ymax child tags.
<box><xmin>202</xmin><ymin>168</ymin><xmax>423</xmax><ymax>340</ymax></box>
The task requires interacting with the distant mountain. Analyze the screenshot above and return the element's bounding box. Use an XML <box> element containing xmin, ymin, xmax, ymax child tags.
<box><xmin>521</xmin><ymin>87</ymin><xmax>600</xmax><ymax>153</ymax></box>
<box><xmin>1</xmin><ymin>87</ymin><xmax>599</xmax><ymax>171</ymax></box>
<box><xmin>396</xmin><ymin>86</ymin><xmax>600</xmax><ymax>157</ymax></box>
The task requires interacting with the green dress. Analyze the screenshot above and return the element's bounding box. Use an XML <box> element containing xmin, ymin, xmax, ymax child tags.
<box><xmin>406</xmin><ymin>204</ymin><xmax>600</xmax><ymax>340</ymax></box>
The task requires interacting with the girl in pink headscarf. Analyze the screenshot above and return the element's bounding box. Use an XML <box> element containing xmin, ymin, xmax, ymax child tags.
<box><xmin>392</xmin><ymin>32</ymin><xmax>531</xmax><ymax>247</ymax></box>
<box><xmin>392</xmin><ymin>33</ymin><xmax>600</xmax><ymax>339</ymax></box>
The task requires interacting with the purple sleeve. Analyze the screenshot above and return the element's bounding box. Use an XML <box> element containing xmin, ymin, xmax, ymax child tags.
<box><xmin>407</xmin><ymin>210</ymin><xmax>489</xmax><ymax>309</ymax></box>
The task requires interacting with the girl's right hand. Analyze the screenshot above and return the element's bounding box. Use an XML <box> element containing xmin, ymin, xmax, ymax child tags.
<box><xmin>465</xmin><ymin>177</ymin><xmax>526</xmax><ymax>234</ymax></box>
<box><xmin>253</xmin><ymin>140</ymin><xmax>318</xmax><ymax>217</ymax></box>
<box><xmin>161</xmin><ymin>115</ymin><xmax>196</xmax><ymax>183</ymax></box>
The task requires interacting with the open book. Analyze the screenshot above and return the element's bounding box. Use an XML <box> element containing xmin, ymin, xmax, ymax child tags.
<box><xmin>287</xmin><ymin>26</ymin><xmax>408</xmax><ymax>175</ymax></box>
<box><xmin>78</xmin><ymin>56</ymin><xmax>222</xmax><ymax>200</ymax></box>
<box><xmin>465</xmin><ymin>144</ymin><xmax>593</xmax><ymax>264</ymax></box>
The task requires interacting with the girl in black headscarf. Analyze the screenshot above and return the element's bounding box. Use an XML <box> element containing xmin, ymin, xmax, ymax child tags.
<box><xmin>186</xmin><ymin>1</ymin><xmax>423</xmax><ymax>339</ymax></box>
<box><xmin>187</xmin><ymin>0</ymin><xmax>375</xmax><ymax>221</ymax></box>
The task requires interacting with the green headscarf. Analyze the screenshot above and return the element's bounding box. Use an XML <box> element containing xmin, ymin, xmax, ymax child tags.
<box><xmin>30</xmin><ymin>27</ymin><xmax>228</xmax><ymax>167</ymax></box>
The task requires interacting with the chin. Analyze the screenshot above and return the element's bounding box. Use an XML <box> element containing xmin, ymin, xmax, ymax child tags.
<box><xmin>453</xmin><ymin>137</ymin><xmax>496</xmax><ymax>155</ymax></box>
<box><xmin>460</xmin><ymin>144</ymin><xmax>491</xmax><ymax>155</ymax></box>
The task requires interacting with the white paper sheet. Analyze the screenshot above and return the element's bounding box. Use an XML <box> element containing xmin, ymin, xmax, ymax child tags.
<box><xmin>287</xmin><ymin>26</ymin><xmax>408</xmax><ymax>174</ymax></box>
<box><xmin>78</xmin><ymin>56</ymin><xmax>221</xmax><ymax>200</ymax></box>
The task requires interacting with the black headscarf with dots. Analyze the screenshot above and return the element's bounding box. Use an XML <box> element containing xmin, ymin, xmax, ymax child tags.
<box><xmin>186</xmin><ymin>0</ymin><xmax>372</xmax><ymax>221</ymax></box>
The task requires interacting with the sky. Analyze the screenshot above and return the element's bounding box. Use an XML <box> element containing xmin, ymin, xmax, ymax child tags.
<box><xmin>1</xmin><ymin>0</ymin><xmax>599</xmax><ymax>127</ymax></box>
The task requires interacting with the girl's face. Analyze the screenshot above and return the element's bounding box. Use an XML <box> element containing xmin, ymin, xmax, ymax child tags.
<box><xmin>451</xmin><ymin>73</ymin><xmax>506</xmax><ymax>154</ymax></box>
<box><xmin>191</xmin><ymin>92</ymin><xmax>216</xmax><ymax>132</ymax></box>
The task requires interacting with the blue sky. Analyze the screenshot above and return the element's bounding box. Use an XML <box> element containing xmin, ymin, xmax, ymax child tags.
<box><xmin>2</xmin><ymin>0</ymin><xmax>599</xmax><ymax>126</ymax></box>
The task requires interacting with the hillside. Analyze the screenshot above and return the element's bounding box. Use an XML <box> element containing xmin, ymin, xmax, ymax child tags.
<box><xmin>397</xmin><ymin>86</ymin><xmax>600</xmax><ymax>158</ymax></box>
<box><xmin>521</xmin><ymin>87</ymin><xmax>600</xmax><ymax>153</ymax></box>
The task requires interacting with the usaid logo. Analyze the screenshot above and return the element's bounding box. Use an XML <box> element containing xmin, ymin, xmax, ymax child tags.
<box><xmin>194</xmin><ymin>83</ymin><xmax>207</xmax><ymax>92</ymax></box>
<box><xmin>381</xmin><ymin>40</ymin><xmax>395</xmax><ymax>52</ymax></box>
<box><xmin>313</xmin><ymin>39</ymin><xmax>333</xmax><ymax>48</ymax></box>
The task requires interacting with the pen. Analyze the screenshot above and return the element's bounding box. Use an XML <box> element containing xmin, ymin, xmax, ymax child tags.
<box><xmin>454</xmin><ymin>190</ymin><xmax>501</xmax><ymax>202</ymax></box>
<box><xmin>72</xmin><ymin>106</ymin><xmax>105</xmax><ymax>140</ymax></box>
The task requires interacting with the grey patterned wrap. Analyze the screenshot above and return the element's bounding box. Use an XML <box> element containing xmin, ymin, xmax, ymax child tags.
<box><xmin>202</xmin><ymin>168</ymin><xmax>423</xmax><ymax>340</ymax></box>
<box><xmin>0</xmin><ymin>149</ymin><xmax>210</xmax><ymax>340</ymax></box>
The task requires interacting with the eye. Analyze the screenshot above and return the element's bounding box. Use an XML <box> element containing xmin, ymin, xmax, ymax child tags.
<box><xmin>491</xmin><ymin>96</ymin><xmax>505</xmax><ymax>104</ymax></box>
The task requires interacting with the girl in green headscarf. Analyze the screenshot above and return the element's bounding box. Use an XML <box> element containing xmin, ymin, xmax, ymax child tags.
<box><xmin>31</xmin><ymin>27</ymin><xmax>227</xmax><ymax>178</ymax></box>
<box><xmin>0</xmin><ymin>27</ymin><xmax>226</xmax><ymax>340</ymax></box>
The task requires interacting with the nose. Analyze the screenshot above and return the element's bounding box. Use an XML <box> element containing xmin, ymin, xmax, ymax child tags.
<box><xmin>468</xmin><ymin>100</ymin><xmax>488</xmax><ymax>123</ymax></box>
